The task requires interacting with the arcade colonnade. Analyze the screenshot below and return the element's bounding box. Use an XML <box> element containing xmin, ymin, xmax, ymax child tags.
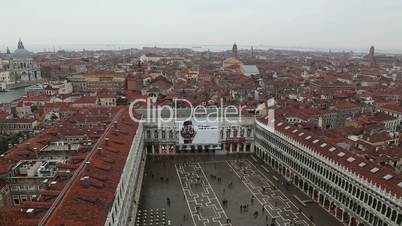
<box><xmin>254</xmin><ymin>122</ymin><xmax>402</xmax><ymax>226</ymax></box>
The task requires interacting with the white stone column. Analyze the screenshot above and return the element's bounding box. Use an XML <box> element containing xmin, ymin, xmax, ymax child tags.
<box><xmin>341</xmin><ymin>209</ymin><xmax>344</xmax><ymax>222</ymax></box>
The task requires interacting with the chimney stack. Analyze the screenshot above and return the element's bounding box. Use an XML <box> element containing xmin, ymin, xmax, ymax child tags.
<box><xmin>80</xmin><ymin>176</ymin><xmax>90</xmax><ymax>188</ymax></box>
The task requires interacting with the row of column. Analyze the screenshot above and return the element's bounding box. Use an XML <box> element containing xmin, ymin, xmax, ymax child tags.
<box><xmin>147</xmin><ymin>142</ymin><xmax>255</xmax><ymax>154</ymax></box>
<box><xmin>255</xmin><ymin>146</ymin><xmax>363</xmax><ymax>226</ymax></box>
<box><xmin>227</xmin><ymin>143</ymin><xmax>254</xmax><ymax>153</ymax></box>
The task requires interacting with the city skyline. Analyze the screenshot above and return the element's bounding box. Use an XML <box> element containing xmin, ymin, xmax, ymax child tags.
<box><xmin>2</xmin><ymin>0</ymin><xmax>402</xmax><ymax>51</ymax></box>
<box><xmin>1</xmin><ymin>2</ymin><xmax>402</xmax><ymax>226</ymax></box>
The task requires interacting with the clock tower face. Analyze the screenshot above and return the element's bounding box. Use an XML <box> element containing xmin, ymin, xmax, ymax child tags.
<box><xmin>180</xmin><ymin>121</ymin><xmax>196</xmax><ymax>144</ymax></box>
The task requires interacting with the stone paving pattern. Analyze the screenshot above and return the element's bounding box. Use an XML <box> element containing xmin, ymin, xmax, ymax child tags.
<box><xmin>227</xmin><ymin>159</ymin><xmax>311</xmax><ymax>226</ymax></box>
<box><xmin>176</xmin><ymin>162</ymin><xmax>231</xmax><ymax>226</ymax></box>
<box><xmin>137</xmin><ymin>155</ymin><xmax>342</xmax><ymax>226</ymax></box>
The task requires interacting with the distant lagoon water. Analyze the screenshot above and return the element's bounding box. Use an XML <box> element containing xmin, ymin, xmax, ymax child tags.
<box><xmin>0</xmin><ymin>87</ymin><xmax>25</xmax><ymax>104</ymax></box>
<box><xmin>2</xmin><ymin>44</ymin><xmax>401</xmax><ymax>55</ymax></box>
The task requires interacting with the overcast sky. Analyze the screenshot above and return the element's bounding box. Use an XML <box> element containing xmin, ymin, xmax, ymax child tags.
<box><xmin>2</xmin><ymin>0</ymin><xmax>402</xmax><ymax>51</ymax></box>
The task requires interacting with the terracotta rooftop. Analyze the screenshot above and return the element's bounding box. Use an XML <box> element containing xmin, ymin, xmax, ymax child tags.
<box><xmin>258</xmin><ymin>118</ymin><xmax>402</xmax><ymax>200</ymax></box>
<box><xmin>44</xmin><ymin>107</ymin><xmax>139</xmax><ymax>226</ymax></box>
<box><xmin>334</xmin><ymin>102</ymin><xmax>361</xmax><ymax>110</ymax></box>
<box><xmin>84</xmin><ymin>71</ymin><xmax>127</xmax><ymax>78</ymax></box>
<box><xmin>381</xmin><ymin>104</ymin><xmax>402</xmax><ymax>113</ymax></box>
<box><xmin>73</xmin><ymin>96</ymin><xmax>97</xmax><ymax>104</ymax></box>
<box><xmin>370</xmin><ymin>112</ymin><xmax>397</xmax><ymax>122</ymax></box>
<box><xmin>22</xmin><ymin>95</ymin><xmax>52</xmax><ymax>102</ymax></box>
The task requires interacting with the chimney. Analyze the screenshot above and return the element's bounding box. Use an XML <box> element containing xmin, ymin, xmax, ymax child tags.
<box><xmin>80</xmin><ymin>176</ymin><xmax>90</xmax><ymax>188</ymax></box>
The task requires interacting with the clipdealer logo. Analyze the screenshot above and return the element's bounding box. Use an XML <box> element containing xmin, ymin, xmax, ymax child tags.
<box><xmin>128</xmin><ymin>97</ymin><xmax>250</xmax><ymax>127</ymax></box>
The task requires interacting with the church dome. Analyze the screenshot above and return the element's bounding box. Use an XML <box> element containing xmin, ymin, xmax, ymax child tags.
<box><xmin>222</xmin><ymin>43</ymin><xmax>243</xmax><ymax>70</ymax></box>
<box><xmin>12</xmin><ymin>39</ymin><xmax>32</xmax><ymax>59</ymax></box>
<box><xmin>13</xmin><ymin>48</ymin><xmax>32</xmax><ymax>59</ymax></box>
<box><xmin>223</xmin><ymin>57</ymin><xmax>242</xmax><ymax>66</ymax></box>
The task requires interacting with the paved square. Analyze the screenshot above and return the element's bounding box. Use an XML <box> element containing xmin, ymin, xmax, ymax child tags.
<box><xmin>136</xmin><ymin>155</ymin><xmax>342</xmax><ymax>226</ymax></box>
<box><xmin>227</xmin><ymin>159</ymin><xmax>310</xmax><ymax>225</ymax></box>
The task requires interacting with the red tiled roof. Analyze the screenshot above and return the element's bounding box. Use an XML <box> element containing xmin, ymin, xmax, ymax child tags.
<box><xmin>84</xmin><ymin>71</ymin><xmax>127</xmax><ymax>78</ymax></box>
<box><xmin>22</xmin><ymin>95</ymin><xmax>52</xmax><ymax>102</ymax></box>
<box><xmin>334</xmin><ymin>102</ymin><xmax>361</xmax><ymax>110</ymax></box>
<box><xmin>364</xmin><ymin>131</ymin><xmax>393</xmax><ymax>143</ymax></box>
<box><xmin>150</xmin><ymin>75</ymin><xmax>173</xmax><ymax>89</ymax></box>
<box><xmin>370</xmin><ymin>112</ymin><xmax>397</xmax><ymax>122</ymax></box>
<box><xmin>20</xmin><ymin>202</ymin><xmax>52</xmax><ymax>210</ymax></box>
<box><xmin>381</xmin><ymin>104</ymin><xmax>402</xmax><ymax>113</ymax></box>
<box><xmin>257</xmin><ymin>118</ymin><xmax>402</xmax><ymax>200</ymax></box>
<box><xmin>0</xmin><ymin>111</ymin><xmax>9</xmax><ymax>120</ymax></box>
<box><xmin>39</xmin><ymin>190</ymin><xmax>61</xmax><ymax>197</ymax></box>
<box><xmin>97</xmin><ymin>94</ymin><xmax>116</xmax><ymax>99</ymax></box>
<box><xmin>270</xmin><ymin>120</ymin><xmax>402</xmax><ymax>199</ymax></box>
<box><xmin>44</xmin><ymin>107</ymin><xmax>139</xmax><ymax>226</ymax></box>
<box><xmin>17</xmin><ymin>219</ymin><xmax>41</xmax><ymax>226</ymax></box>
<box><xmin>0</xmin><ymin>208</ymin><xmax>24</xmax><ymax>226</ymax></box>
<box><xmin>73</xmin><ymin>96</ymin><xmax>97</xmax><ymax>104</ymax></box>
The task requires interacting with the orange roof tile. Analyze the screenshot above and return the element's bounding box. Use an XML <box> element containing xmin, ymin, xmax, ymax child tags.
<box><xmin>44</xmin><ymin>107</ymin><xmax>139</xmax><ymax>226</ymax></box>
<box><xmin>270</xmin><ymin>120</ymin><xmax>402</xmax><ymax>199</ymax></box>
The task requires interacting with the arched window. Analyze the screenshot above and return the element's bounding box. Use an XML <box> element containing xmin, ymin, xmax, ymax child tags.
<box><xmin>391</xmin><ymin>210</ymin><xmax>397</xmax><ymax>221</ymax></box>
<box><xmin>377</xmin><ymin>201</ymin><xmax>382</xmax><ymax>212</ymax></box>
<box><xmin>396</xmin><ymin>213</ymin><xmax>402</xmax><ymax>224</ymax></box>
<box><xmin>386</xmin><ymin>207</ymin><xmax>391</xmax><ymax>218</ymax></box>
<box><xmin>233</xmin><ymin>128</ymin><xmax>238</xmax><ymax>137</ymax></box>
<box><xmin>382</xmin><ymin>204</ymin><xmax>386</xmax><ymax>215</ymax></box>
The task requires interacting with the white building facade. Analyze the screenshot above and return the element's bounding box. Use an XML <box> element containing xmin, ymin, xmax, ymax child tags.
<box><xmin>255</xmin><ymin>120</ymin><xmax>402</xmax><ymax>226</ymax></box>
<box><xmin>140</xmin><ymin>108</ymin><xmax>255</xmax><ymax>155</ymax></box>
<box><xmin>105</xmin><ymin>123</ymin><xmax>145</xmax><ymax>226</ymax></box>
<box><xmin>0</xmin><ymin>70</ymin><xmax>11</xmax><ymax>90</ymax></box>
<box><xmin>9</xmin><ymin>40</ymin><xmax>41</xmax><ymax>84</ymax></box>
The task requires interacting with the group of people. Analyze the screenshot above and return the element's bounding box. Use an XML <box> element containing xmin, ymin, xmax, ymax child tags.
<box><xmin>209</xmin><ymin>174</ymin><xmax>222</xmax><ymax>182</ymax></box>
<box><xmin>160</xmin><ymin>176</ymin><xmax>169</xmax><ymax>183</ymax></box>
<box><xmin>240</xmin><ymin>204</ymin><xmax>250</xmax><ymax>212</ymax></box>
